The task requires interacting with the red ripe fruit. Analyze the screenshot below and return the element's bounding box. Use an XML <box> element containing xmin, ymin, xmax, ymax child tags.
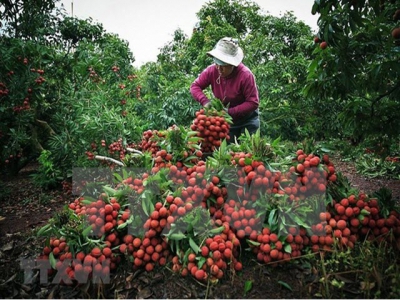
<box><xmin>350</xmin><ymin>218</ymin><xmax>360</xmax><ymax>228</ymax></box>
<box><xmin>270</xmin><ymin>249</ymin><xmax>279</xmax><ymax>259</ymax></box>
<box><xmin>392</xmin><ymin>28</ymin><xmax>400</xmax><ymax>39</ymax></box>
<box><xmin>352</xmin><ymin>207</ymin><xmax>360</xmax><ymax>216</ymax></box>
<box><xmin>210</xmin><ymin>264</ymin><xmax>219</xmax><ymax>275</ymax></box>
<box><xmin>320</xmin><ymin>41</ymin><xmax>328</xmax><ymax>49</ymax></box>
<box><xmin>368</xmin><ymin>198</ymin><xmax>378</xmax><ymax>208</ymax></box>
<box><xmin>393</xmin><ymin>10</ymin><xmax>400</xmax><ymax>21</ymax></box>
<box><xmin>121</xmin><ymin>211</ymin><xmax>130</xmax><ymax>221</ymax></box>
<box><xmin>195</xmin><ymin>269</ymin><xmax>205</xmax><ymax>281</ymax></box>
<box><xmin>296</xmin><ymin>164</ymin><xmax>305</xmax><ymax>173</ymax></box>
<box><xmin>340</xmin><ymin>198</ymin><xmax>349</xmax><ymax>207</ymax></box>
<box><xmin>322</xmin><ymin>154</ymin><xmax>330</xmax><ymax>164</ymax></box>
<box><xmin>104</xmin><ymin>222</ymin><xmax>114</xmax><ymax>232</ymax></box>
<box><xmin>102</xmin><ymin>247</ymin><xmax>112</xmax><ymax>258</ymax></box>
<box><xmin>336</xmin><ymin>220</ymin><xmax>347</xmax><ymax>230</ymax></box>
<box><xmin>83</xmin><ymin>255</ymin><xmax>94</xmax><ymax>266</ymax></box>
<box><xmin>370</xmin><ymin>207</ymin><xmax>379</xmax><ymax>216</ymax></box>
<box><xmin>104</xmin><ymin>204</ymin><xmax>113</xmax><ymax>215</ymax></box>
<box><xmin>119</xmin><ymin>243</ymin><xmax>127</xmax><ymax>254</ymax></box>
<box><xmin>348</xmin><ymin>194</ymin><xmax>356</xmax><ymax>205</ymax></box>
<box><xmin>269</xmin><ymin>233</ymin><xmax>278</xmax><ymax>243</ymax></box>
<box><xmin>91</xmin><ymin>247</ymin><xmax>102</xmax><ymax>258</ymax></box>
<box><xmin>223</xmin><ymin>248</ymin><xmax>232</xmax><ymax>259</ymax></box>
<box><xmin>318</xmin><ymin>183</ymin><xmax>326</xmax><ymax>193</ymax></box>
<box><xmin>376</xmin><ymin>218</ymin><xmax>385</xmax><ymax>228</ymax></box>
<box><xmin>112</xmin><ymin>202</ymin><xmax>121</xmax><ymax>211</ymax></box>
<box><xmin>336</xmin><ymin>205</ymin><xmax>345</xmax><ymax>215</ymax></box>
<box><xmin>145</xmin><ymin>262</ymin><xmax>154</xmax><ymax>272</ymax></box>
<box><xmin>201</xmin><ymin>246</ymin><xmax>209</xmax><ymax>257</ymax></box>
<box><xmin>310</xmin><ymin>156</ymin><xmax>320</xmax><ymax>166</ymax></box>
<box><xmin>209</xmin><ymin>241</ymin><xmax>219</xmax><ymax>251</ymax></box>
<box><xmin>150</xmin><ymin>210</ymin><xmax>159</xmax><ymax>220</ymax></box>
<box><xmin>356</xmin><ymin>199</ymin><xmax>365</xmax><ymax>208</ymax></box>
<box><xmin>159</xmin><ymin>206</ymin><xmax>168</xmax><ymax>218</ymax></box>
<box><xmin>188</xmin><ymin>253</ymin><xmax>196</xmax><ymax>263</ymax></box>
<box><xmin>75</xmin><ymin>251</ymin><xmax>85</xmax><ymax>262</ymax></box>
<box><xmin>234</xmin><ymin>261</ymin><xmax>243</xmax><ymax>271</ymax></box>
<box><xmin>43</xmin><ymin>246</ymin><xmax>51</xmax><ymax>255</ymax></box>
<box><xmin>328</xmin><ymin>174</ymin><xmax>337</xmax><ymax>182</ymax></box>
<box><xmin>345</xmin><ymin>207</ymin><xmax>354</xmax><ymax>217</ymax></box>
<box><xmin>212</xmin><ymin>250</ymin><xmax>222</xmax><ymax>261</ymax></box>
<box><xmin>319</xmin><ymin>212</ymin><xmax>328</xmax><ymax>222</ymax></box>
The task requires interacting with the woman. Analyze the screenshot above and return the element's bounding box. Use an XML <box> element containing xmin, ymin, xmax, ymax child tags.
<box><xmin>190</xmin><ymin>37</ymin><xmax>260</xmax><ymax>143</ymax></box>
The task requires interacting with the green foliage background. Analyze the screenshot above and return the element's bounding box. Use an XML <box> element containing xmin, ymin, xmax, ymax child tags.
<box><xmin>0</xmin><ymin>0</ymin><xmax>399</xmax><ymax>185</ymax></box>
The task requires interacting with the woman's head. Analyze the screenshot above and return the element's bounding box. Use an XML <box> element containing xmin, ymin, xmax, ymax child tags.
<box><xmin>213</xmin><ymin>58</ymin><xmax>235</xmax><ymax>77</ymax></box>
<box><xmin>207</xmin><ymin>37</ymin><xmax>244</xmax><ymax>67</ymax></box>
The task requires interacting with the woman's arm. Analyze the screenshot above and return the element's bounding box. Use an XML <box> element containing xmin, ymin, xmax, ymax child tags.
<box><xmin>190</xmin><ymin>66</ymin><xmax>213</xmax><ymax>106</ymax></box>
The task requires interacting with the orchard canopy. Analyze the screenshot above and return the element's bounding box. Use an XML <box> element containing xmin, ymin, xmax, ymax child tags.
<box><xmin>0</xmin><ymin>0</ymin><xmax>400</xmax><ymax>296</ymax></box>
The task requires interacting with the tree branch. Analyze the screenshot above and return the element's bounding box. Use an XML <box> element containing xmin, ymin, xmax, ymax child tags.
<box><xmin>29</xmin><ymin>125</ymin><xmax>45</xmax><ymax>152</ymax></box>
<box><xmin>126</xmin><ymin>147</ymin><xmax>143</xmax><ymax>155</ymax></box>
<box><xmin>371</xmin><ymin>81</ymin><xmax>400</xmax><ymax>117</ymax></box>
<box><xmin>36</xmin><ymin>119</ymin><xmax>56</xmax><ymax>135</ymax></box>
<box><xmin>94</xmin><ymin>155</ymin><xmax>125</xmax><ymax>166</ymax></box>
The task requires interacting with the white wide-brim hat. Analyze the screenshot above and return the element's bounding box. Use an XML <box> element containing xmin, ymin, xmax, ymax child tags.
<box><xmin>207</xmin><ymin>37</ymin><xmax>244</xmax><ymax>67</ymax></box>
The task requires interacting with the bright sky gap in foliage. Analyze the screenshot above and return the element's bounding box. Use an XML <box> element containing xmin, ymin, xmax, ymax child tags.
<box><xmin>57</xmin><ymin>0</ymin><xmax>318</xmax><ymax>67</ymax></box>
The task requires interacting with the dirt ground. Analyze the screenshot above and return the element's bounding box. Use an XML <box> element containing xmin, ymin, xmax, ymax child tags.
<box><xmin>0</xmin><ymin>156</ymin><xmax>399</xmax><ymax>299</ymax></box>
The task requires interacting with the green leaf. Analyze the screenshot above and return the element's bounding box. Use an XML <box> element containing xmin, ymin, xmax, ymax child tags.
<box><xmin>37</xmin><ymin>224</ymin><xmax>51</xmax><ymax>236</ymax></box>
<box><xmin>81</xmin><ymin>198</ymin><xmax>95</xmax><ymax>205</ymax></box>
<box><xmin>268</xmin><ymin>209</ymin><xmax>277</xmax><ymax>226</ymax></box>
<box><xmin>169</xmin><ymin>232</ymin><xmax>187</xmax><ymax>241</ymax></box>
<box><xmin>103</xmin><ymin>185</ymin><xmax>117</xmax><ymax>196</ymax></box>
<box><xmin>49</xmin><ymin>252</ymin><xmax>56</xmax><ymax>269</ymax></box>
<box><xmin>209</xmin><ymin>226</ymin><xmax>225</xmax><ymax>235</ymax></box>
<box><xmin>244</xmin><ymin>157</ymin><xmax>253</xmax><ymax>165</ymax></box>
<box><xmin>141</xmin><ymin>192</ymin><xmax>154</xmax><ymax>216</ymax></box>
<box><xmin>278</xmin><ymin>280</ymin><xmax>293</xmax><ymax>291</ymax></box>
<box><xmin>189</xmin><ymin>238</ymin><xmax>200</xmax><ymax>253</ymax></box>
<box><xmin>284</xmin><ymin>243</ymin><xmax>292</xmax><ymax>254</ymax></box>
<box><xmin>114</xmin><ymin>172</ymin><xmax>123</xmax><ymax>183</ymax></box>
<box><xmin>117</xmin><ymin>221</ymin><xmax>128</xmax><ymax>230</ymax></box>
<box><xmin>311</xmin><ymin>1</ymin><xmax>319</xmax><ymax>15</ymax></box>
<box><xmin>293</xmin><ymin>215</ymin><xmax>310</xmax><ymax>228</ymax></box>
<box><xmin>185</xmin><ymin>155</ymin><xmax>198</xmax><ymax>161</ymax></box>
<box><xmin>244</xmin><ymin>280</ymin><xmax>253</xmax><ymax>296</ymax></box>
<box><xmin>320</xmin><ymin>147</ymin><xmax>331</xmax><ymax>153</ymax></box>
<box><xmin>82</xmin><ymin>225</ymin><xmax>93</xmax><ymax>237</ymax></box>
<box><xmin>197</xmin><ymin>256</ymin><xmax>206</xmax><ymax>269</ymax></box>
<box><xmin>360</xmin><ymin>209</ymin><xmax>370</xmax><ymax>216</ymax></box>
<box><xmin>246</xmin><ymin>239</ymin><xmax>261</xmax><ymax>246</ymax></box>
<box><xmin>307</xmin><ymin>59</ymin><xmax>318</xmax><ymax>79</ymax></box>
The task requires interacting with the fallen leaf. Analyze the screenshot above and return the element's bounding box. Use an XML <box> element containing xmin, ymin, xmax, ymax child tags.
<box><xmin>0</xmin><ymin>273</ymin><xmax>17</xmax><ymax>286</ymax></box>
<box><xmin>136</xmin><ymin>287</ymin><xmax>152</xmax><ymax>299</ymax></box>
<box><xmin>360</xmin><ymin>281</ymin><xmax>375</xmax><ymax>290</ymax></box>
<box><xmin>335</xmin><ymin>274</ymin><xmax>355</xmax><ymax>283</ymax></box>
<box><xmin>1</xmin><ymin>241</ymin><xmax>14</xmax><ymax>252</ymax></box>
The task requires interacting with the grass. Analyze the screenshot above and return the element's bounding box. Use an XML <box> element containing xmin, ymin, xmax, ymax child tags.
<box><xmin>307</xmin><ymin>238</ymin><xmax>400</xmax><ymax>298</ymax></box>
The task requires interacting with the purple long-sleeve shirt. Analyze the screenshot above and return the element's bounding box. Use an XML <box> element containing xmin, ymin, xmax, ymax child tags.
<box><xmin>190</xmin><ymin>63</ymin><xmax>259</xmax><ymax>123</ymax></box>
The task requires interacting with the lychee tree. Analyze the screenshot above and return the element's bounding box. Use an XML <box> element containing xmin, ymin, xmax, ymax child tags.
<box><xmin>304</xmin><ymin>0</ymin><xmax>400</xmax><ymax>154</ymax></box>
<box><xmin>0</xmin><ymin>0</ymin><xmax>143</xmax><ymax>182</ymax></box>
